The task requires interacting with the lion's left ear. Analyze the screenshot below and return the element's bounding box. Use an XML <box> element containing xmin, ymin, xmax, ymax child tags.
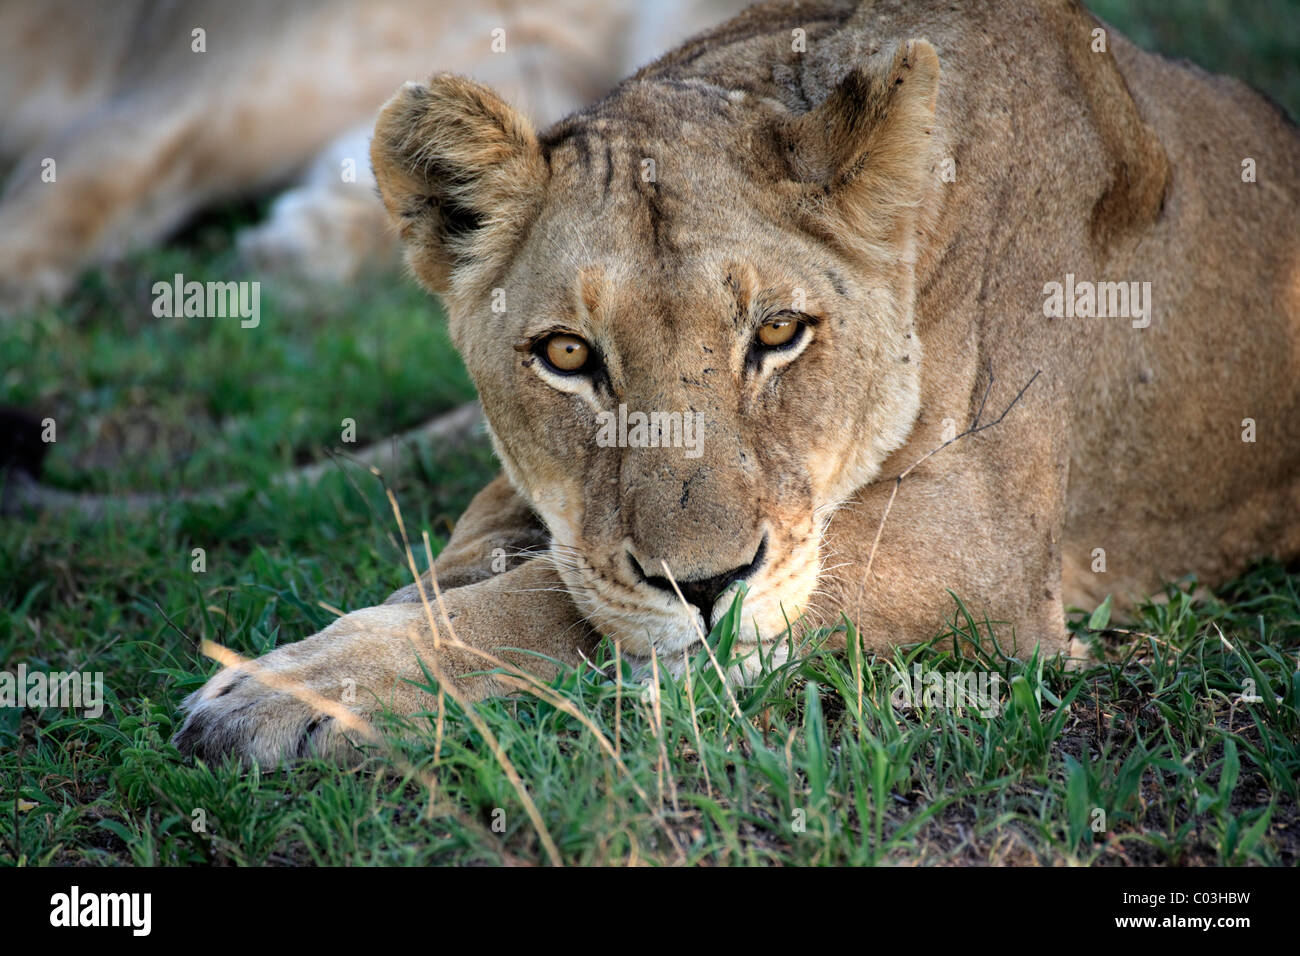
<box><xmin>778</xmin><ymin>40</ymin><xmax>940</xmax><ymax>256</ymax></box>
<box><xmin>370</xmin><ymin>75</ymin><xmax>549</xmax><ymax>298</ymax></box>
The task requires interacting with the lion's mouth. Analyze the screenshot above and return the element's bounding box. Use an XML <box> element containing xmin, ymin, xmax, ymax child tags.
<box><xmin>551</xmin><ymin>527</ymin><xmax>820</xmax><ymax>661</ymax></box>
<box><xmin>625</xmin><ymin>534</ymin><xmax>768</xmax><ymax>625</ymax></box>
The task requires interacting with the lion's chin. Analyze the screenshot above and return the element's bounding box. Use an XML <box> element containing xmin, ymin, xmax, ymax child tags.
<box><xmin>580</xmin><ymin>606</ymin><xmax>704</xmax><ymax>663</ymax></box>
<box><xmin>578</xmin><ymin>587</ymin><xmax>813</xmax><ymax>676</ymax></box>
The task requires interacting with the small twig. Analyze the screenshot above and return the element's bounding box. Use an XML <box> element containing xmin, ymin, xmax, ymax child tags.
<box><xmin>613</xmin><ymin>640</ymin><xmax>623</xmax><ymax>762</ymax></box>
<box><xmin>859</xmin><ymin>366</ymin><xmax>1041</xmax><ymax>592</ymax></box>
<box><xmin>682</xmin><ymin>648</ymin><xmax>711</xmax><ymax>796</ymax></box>
<box><xmin>153</xmin><ymin>601</ymin><xmax>193</xmax><ymax>646</ymax></box>
<box><xmin>385</xmin><ymin>487</ymin><xmax>563</xmax><ymax>867</ymax></box>
<box><xmin>660</xmin><ymin>560</ymin><xmax>745</xmax><ymax>721</ymax></box>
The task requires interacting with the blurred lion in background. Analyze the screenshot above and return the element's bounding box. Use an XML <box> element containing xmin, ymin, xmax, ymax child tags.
<box><xmin>0</xmin><ymin>0</ymin><xmax>747</xmax><ymax>310</ymax></box>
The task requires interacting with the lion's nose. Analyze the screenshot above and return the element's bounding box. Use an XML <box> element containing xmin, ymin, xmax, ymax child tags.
<box><xmin>629</xmin><ymin>535</ymin><xmax>768</xmax><ymax>623</ymax></box>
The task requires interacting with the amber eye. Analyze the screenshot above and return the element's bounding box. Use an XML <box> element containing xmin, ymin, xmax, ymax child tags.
<box><xmin>756</xmin><ymin>317</ymin><xmax>800</xmax><ymax>348</ymax></box>
<box><xmin>541</xmin><ymin>333</ymin><xmax>592</xmax><ymax>373</ymax></box>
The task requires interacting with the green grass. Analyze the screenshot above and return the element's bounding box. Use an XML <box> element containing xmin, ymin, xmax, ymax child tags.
<box><xmin>2</xmin><ymin>2</ymin><xmax>1299</xmax><ymax>867</ymax></box>
<box><xmin>1090</xmin><ymin>0</ymin><xmax>1300</xmax><ymax>120</ymax></box>
<box><xmin>0</xmin><ymin>210</ymin><xmax>474</xmax><ymax>493</ymax></box>
<box><xmin>3</xmin><ymin>549</ymin><xmax>1297</xmax><ymax>865</ymax></box>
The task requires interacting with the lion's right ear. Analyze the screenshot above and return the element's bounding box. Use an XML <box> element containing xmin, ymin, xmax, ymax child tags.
<box><xmin>777</xmin><ymin>40</ymin><xmax>940</xmax><ymax>264</ymax></box>
<box><xmin>371</xmin><ymin>76</ymin><xmax>548</xmax><ymax>297</ymax></box>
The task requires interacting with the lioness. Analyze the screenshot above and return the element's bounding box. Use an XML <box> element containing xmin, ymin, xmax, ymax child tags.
<box><xmin>176</xmin><ymin>0</ymin><xmax>1300</xmax><ymax>764</ymax></box>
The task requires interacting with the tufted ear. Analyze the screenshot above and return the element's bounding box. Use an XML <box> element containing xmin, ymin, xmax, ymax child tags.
<box><xmin>371</xmin><ymin>75</ymin><xmax>548</xmax><ymax>297</ymax></box>
<box><xmin>778</xmin><ymin>40</ymin><xmax>940</xmax><ymax>260</ymax></box>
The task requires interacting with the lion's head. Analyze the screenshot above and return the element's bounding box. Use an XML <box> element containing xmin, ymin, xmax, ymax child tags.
<box><xmin>371</xmin><ymin>38</ymin><xmax>941</xmax><ymax>661</ymax></box>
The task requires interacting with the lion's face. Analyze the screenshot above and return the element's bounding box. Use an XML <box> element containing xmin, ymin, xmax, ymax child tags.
<box><xmin>460</xmin><ymin>171</ymin><xmax>922</xmax><ymax>659</ymax></box>
<box><xmin>372</xmin><ymin>44</ymin><xmax>939</xmax><ymax>658</ymax></box>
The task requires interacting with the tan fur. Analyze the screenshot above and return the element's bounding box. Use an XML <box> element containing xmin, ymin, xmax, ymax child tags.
<box><xmin>177</xmin><ymin>0</ymin><xmax>1300</xmax><ymax>764</ymax></box>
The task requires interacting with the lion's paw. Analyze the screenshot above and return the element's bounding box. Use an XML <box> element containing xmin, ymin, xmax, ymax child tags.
<box><xmin>174</xmin><ymin>661</ymin><xmax>370</xmax><ymax>766</ymax></box>
<box><xmin>170</xmin><ymin>615</ymin><xmax>423</xmax><ymax>766</ymax></box>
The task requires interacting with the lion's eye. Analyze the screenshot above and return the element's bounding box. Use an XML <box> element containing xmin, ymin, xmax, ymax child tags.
<box><xmin>755</xmin><ymin>317</ymin><xmax>803</xmax><ymax>350</ymax></box>
<box><xmin>540</xmin><ymin>333</ymin><xmax>593</xmax><ymax>374</ymax></box>
<box><xmin>757</xmin><ymin>318</ymin><xmax>798</xmax><ymax>347</ymax></box>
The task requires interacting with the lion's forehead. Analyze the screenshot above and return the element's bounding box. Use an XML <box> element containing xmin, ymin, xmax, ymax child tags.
<box><xmin>507</xmin><ymin>216</ymin><xmax>841</xmax><ymax>335</ymax></box>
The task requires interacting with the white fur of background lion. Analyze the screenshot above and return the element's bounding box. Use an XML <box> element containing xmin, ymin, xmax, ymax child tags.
<box><xmin>0</xmin><ymin>0</ymin><xmax>749</xmax><ymax>309</ymax></box>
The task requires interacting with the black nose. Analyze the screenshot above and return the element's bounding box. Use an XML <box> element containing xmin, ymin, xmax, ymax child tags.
<box><xmin>629</xmin><ymin>535</ymin><xmax>767</xmax><ymax>623</ymax></box>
